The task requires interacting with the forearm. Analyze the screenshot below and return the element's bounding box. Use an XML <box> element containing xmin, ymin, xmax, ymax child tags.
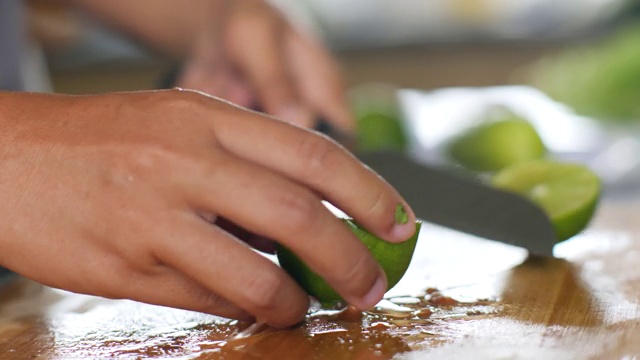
<box><xmin>63</xmin><ymin>0</ymin><xmax>224</xmax><ymax>58</ymax></box>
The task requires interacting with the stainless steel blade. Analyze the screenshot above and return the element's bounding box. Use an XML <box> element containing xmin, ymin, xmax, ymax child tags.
<box><xmin>358</xmin><ymin>151</ymin><xmax>557</xmax><ymax>256</ymax></box>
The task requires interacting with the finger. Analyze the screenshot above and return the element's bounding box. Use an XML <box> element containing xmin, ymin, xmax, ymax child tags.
<box><xmin>224</xmin><ymin>6</ymin><xmax>313</xmax><ymax>127</ymax></box>
<box><xmin>155</xmin><ymin>213</ymin><xmax>309</xmax><ymax>328</ymax></box>
<box><xmin>223</xmin><ymin>73</ymin><xmax>255</xmax><ymax>109</ymax></box>
<box><xmin>211</xmin><ymin>108</ymin><xmax>416</xmax><ymax>243</ymax></box>
<box><xmin>110</xmin><ymin>262</ymin><xmax>253</xmax><ymax>322</ymax></box>
<box><xmin>38</xmin><ymin>242</ymin><xmax>253</xmax><ymax>322</ymax></box>
<box><xmin>286</xmin><ymin>28</ymin><xmax>355</xmax><ymax>132</ymax></box>
<box><xmin>184</xmin><ymin>151</ymin><xmax>388</xmax><ymax>312</ymax></box>
<box><xmin>177</xmin><ymin>59</ymin><xmax>227</xmax><ymax>96</ymax></box>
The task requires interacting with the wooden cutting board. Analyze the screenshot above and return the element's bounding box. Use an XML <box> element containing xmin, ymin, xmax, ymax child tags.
<box><xmin>1</xmin><ymin>200</ymin><xmax>639</xmax><ymax>360</ymax></box>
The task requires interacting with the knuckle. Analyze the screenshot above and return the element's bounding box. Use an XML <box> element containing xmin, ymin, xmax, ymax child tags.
<box><xmin>243</xmin><ymin>269</ymin><xmax>284</xmax><ymax>312</ymax></box>
<box><xmin>112</xmin><ymin>140</ymin><xmax>201</xmax><ymax>183</ymax></box>
<box><xmin>159</xmin><ymin>88</ymin><xmax>215</xmax><ymax>119</ymax></box>
<box><xmin>166</xmin><ymin>87</ymin><xmax>207</xmax><ymax>107</ymax></box>
<box><xmin>365</xmin><ymin>189</ymin><xmax>391</xmax><ymax>223</ymax></box>
<box><xmin>119</xmin><ymin>144</ymin><xmax>177</xmax><ymax>176</ymax></box>
<box><xmin>273</xmin><ymin>190</ymin><xmax>319</xmax><ymax>235</ymax></box>
<box><xmin>297</xmin><ymin>135</ymin><xmax>339</xmax><ymax>181</ymax></box>
<box><xmin>125</xmin><ymin>246</ymin><xmax>164</xmax><ymax>275</ymax></box>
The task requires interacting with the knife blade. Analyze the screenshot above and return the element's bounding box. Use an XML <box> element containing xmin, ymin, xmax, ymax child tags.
<box><xmin>316</xmin><ymin>121</ymin><xmax>557</xmax><ymax>256</ymax></box>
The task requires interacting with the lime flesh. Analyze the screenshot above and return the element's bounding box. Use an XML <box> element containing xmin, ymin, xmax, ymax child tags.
<box><xmin>448</xmin><ymin>118</ymin><xmax>546</xmax><ymax>172</ymax></box>
<box><xmin>492</xmin><ymin>160</ymin><xmax>601</xmax><ymax>241</ymax></box>
<box><xmin>276</xmin><ymin>219</ymin><xmax>422</xmax><ymax>306</ymax></box>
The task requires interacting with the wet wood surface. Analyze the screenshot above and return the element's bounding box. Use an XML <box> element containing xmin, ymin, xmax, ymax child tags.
<box><xmin>1</xmin><ymin>200</ymin><xmax>639</xmax><ymax>359</ymax></box>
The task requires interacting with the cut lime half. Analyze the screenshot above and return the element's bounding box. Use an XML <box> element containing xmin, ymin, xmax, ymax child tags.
<box><xmin>277</xmin><ymin>219</ymin><xmax>422</xmax><ymax>307</ymax></box>
<box><xmin>492</xmin><ymin>160</ymin><xmax>601</xmax><ymax>241</ymax></box>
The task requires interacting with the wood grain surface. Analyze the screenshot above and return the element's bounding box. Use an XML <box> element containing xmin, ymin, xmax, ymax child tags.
<box><xmin>0</xmin><ymin>200</ymin><xmax>639</xmax><ymax>360</ymax></box>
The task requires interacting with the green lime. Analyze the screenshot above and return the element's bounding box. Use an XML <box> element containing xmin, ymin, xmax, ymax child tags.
<box><xmin>447</xmin><ymin>117</ymin><xmax>546</xmax><ymax>172</ymax></box>
<box><xmin>492</xmin><ymin>160</ymin><xmax>601</xmax><ymax>241</ymax></box>
<box><xmin>349</xmin><ymin>83</ymin><xmax>408</xmax><ymax>152</ymax></box>
<box><xmin>357</xmin><ymin>112</ymin><xmax>408</xmax><ymax>152</ymax></box>
<box><xmin>276</xmin><ymin>219</ymin><xmax>422</xmax><ymax>306</ymax></box>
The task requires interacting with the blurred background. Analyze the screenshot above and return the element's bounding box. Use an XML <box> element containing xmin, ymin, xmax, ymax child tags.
<box><xmin>24</xmin><ymin>0</ymin><xmax>640</xmax><ymax>198</ymax></box>
<box><xmin>27</xmin><ymin>0</ymin><xmax>635</xmax><ymax>92</ymax></box>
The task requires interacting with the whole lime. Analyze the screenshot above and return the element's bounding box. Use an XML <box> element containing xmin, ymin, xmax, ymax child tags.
<box><xmin>448</xmin><ymin>118</ymin><xmax>546</xmax><ymax>172</ymax></box>
<box><xmin>349</xmin><ymin>83</ymin><xmax>408</xmax><ymax>152</ymax></box>
<box><xmin>357</xmin><ymin>112</ymin><xmax>408</xmax><ymax>152</ymax></box>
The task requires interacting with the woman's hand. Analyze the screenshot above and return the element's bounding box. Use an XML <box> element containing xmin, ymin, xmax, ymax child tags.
<box><xmin>0</xmin><ymin>90</ymin><xmax>414</xmax><ymax>327</ymax></box>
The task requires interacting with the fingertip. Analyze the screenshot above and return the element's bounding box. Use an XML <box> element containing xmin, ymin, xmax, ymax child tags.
<box><xmin>265</xmin><ymin>293</ymin><xmax>310</xmax><ymax>328</ymax></box>
<box><xmin>353</xmin><ymin>271</ymin><xmax>387</xmax><ymax>310</ymax></box>
<box><xmin>223</xmin><ymin>309</ymin><xmax>256</xmax><ymax>323</ymax></box>
<box><xmin>391</xmin><ymin>221</ymin><xmax>417</xmax><ymax>243</ymax></box>
<box><xmin>389</xmin><ymin>203</ymin><xmax>417</xmax><ymax>242</ymax></box>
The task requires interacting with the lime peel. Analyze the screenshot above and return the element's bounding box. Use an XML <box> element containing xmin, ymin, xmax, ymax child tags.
<box><xmin>447</xmin><ymin>117</ymin><xmax>546</xmax><ymax>172</ymax></box>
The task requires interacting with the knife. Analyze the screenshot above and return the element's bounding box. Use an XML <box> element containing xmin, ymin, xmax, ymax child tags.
<box><xmin>316</xmin><ymin>120</ymin><xmax>557</xmax><ymax>256</ymax></box>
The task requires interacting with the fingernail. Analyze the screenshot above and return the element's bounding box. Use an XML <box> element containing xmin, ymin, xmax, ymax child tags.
<box><xmin>395</xmin><ymin>203</ymin><xmax>408</xmax><ymax>225</ymax></box>
<box><xmin>276</xmin><ymin>104</ymin><xmax>313</xmax><ymax>127</ymax></box>
<box><xmin>360</xmin><ymin>273</ymin><xmax>387</xmax><ymax>309</ymax></box>
<box><xmin>392</xmin><ymin>203</ymin><xmax>415</xmax><ymax>241</ymax></box>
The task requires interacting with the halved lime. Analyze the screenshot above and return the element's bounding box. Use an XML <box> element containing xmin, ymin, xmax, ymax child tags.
<box><xmin>447</xmin><ymin>117</ymin><xmax>546</xmax><ymax>172</ymax></box>
<box><xmin>492</xmin><ymin>160</ymin><xmax>601</xmax><ymax>241</ymax></box>
<box><xmin>276</xmin><ymin>219</ymin><xmax>422</xmax><ymax>306</ymax></box>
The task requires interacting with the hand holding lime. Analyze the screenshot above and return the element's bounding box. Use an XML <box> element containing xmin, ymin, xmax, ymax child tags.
<box><xmin>277</xmin><ymin>219</ymin><xmax>422</xmax><ymax>307</ymax></box>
